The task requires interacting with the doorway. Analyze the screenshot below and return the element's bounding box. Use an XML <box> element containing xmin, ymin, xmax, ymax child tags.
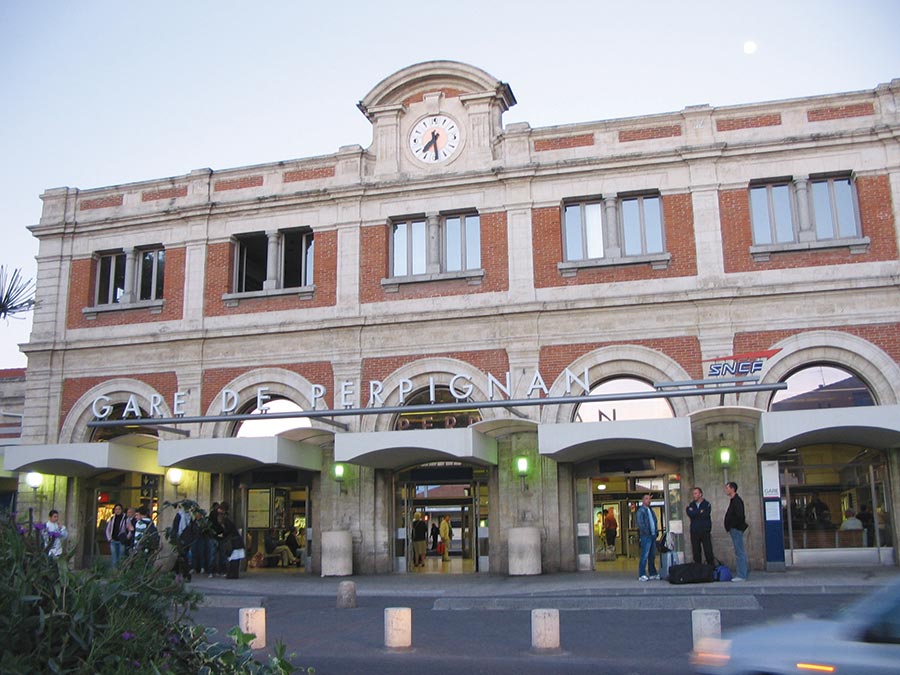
<box><xmin>394</xmin><ymin>463</ymin><xmax>489</xmax><ymax>574</ymax></box>
<box><xmin>590</xmin><ymin>474</ymin><xmax>670</xmax><ymax>574</ymax></box>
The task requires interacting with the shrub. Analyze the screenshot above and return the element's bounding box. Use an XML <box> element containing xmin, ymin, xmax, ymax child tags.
<box><xmin>0</xmin><ymin>510</ymin><xmax>311</xmax><ymax>674</ymax></box>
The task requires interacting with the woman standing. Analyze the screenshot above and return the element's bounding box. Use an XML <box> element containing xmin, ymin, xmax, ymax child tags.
<box><xmin>105</xmin><ymin>503</ymin><xmax>128</xmax><ymax>567</ymax></box>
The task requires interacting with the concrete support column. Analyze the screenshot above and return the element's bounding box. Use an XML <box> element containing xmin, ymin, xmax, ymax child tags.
<box><xmin>603</xmin><ymin>195</ymin><xmax>621</xmax><ymax>258</ymax></box>
<box><xmin>321</xmin><ymin>530</ymin><xmax>353</xmax><ymax>576</ymax></box>
<box><xmin>426</xmin><ymin>212</ymin><xmax>441</xmax><ymax>274</ymax></box>
<box><xmin>508</xmin><ymin>526</ymin><xmax>542</xmax><ymax>575</ymax></box>
<box><xmin>794</xmin><ymin>177</ymin><xmax>814</xmax><ymax>241</ymax></box>
<box><xmin>264</xmin><ymin>230</ymin><xmax>279</xmax><ymax>289</ymax></box>
<box><xmin>121</xmin><ymin>247</ymin><xmax>136</xmax><ymax>303</ymax></box>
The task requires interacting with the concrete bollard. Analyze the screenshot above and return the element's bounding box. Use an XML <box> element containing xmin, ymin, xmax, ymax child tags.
<box><xmin>337</xmin><ymin>580</ymin><xmax>357</xmax><ymax>608</ymax></box>
<box><xmin>692</xmin><ymin>608</ymin><xmax>721</xmax><ymax>647</ymax></box>
<box><xmin>531</xmin><ymin>608</ymin><xmax>560</xmax><ymax>651</ymax></box>
<box><xmin>239</xmin><ymin>607</ymin><xmax>266</xmax><ymax>650</ymax></box>
<box><xmin>508</xmin><ymin>527</ymin><xmax>542</xmax><ymax>575</ymax></box>
<box><xmin>384</xmin><ymin>607</ymin><xmax>412</xmax><ymax>649</ymax></box>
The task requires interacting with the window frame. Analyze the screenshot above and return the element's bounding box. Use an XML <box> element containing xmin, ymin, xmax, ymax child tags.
<box><xmin>137</xmin><ymin>246</ymin><xmax>166</xmax><ymax>302</ymax></box>
<box><xmin>95</xmin><ymin>250</ymin><xmax>126</xmax><ymax>306</ymax></box>
<box><xmin>619</xmin><ymin>192</ymin><xmax>665</xmax><ymax>257</ymax></box>
<box><xmin>390</xmin><ymin>216</ymin><xmax>427</xmax><ymax>278</ymax></box>
<box><xmin>442</xmin><ymin>212</ymin><xmax>481</xmax><ymax>272</ymax></box>
<box><xmin>749</xmin><ymin>178</ymin><xmax>797</xmax><ymax>246</ymax></box>
<box><xmin>809</xmin><ymin>174</ymin><xmax>861</xmax><ymax>241</ymax></box>
<box><xmin>562</xmin><ymin>200</ymin><xmax>604</xmax><ymax>262</ymax></box>
<box><xmin>225</xmin><ymin>228</ymin><xmax>316</xmax><ymax>304</ymax></box>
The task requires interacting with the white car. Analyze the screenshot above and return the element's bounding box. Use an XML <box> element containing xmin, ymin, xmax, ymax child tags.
<box><xmin>692</xmin><ymin>577</ymin><xmax>900</xmax><ymax>675</ymax></box>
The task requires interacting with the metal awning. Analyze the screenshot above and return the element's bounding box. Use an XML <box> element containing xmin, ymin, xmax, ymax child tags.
<box><xmin>757</xmin><ymin>404</ymin><xmax>900</xmax><ymax>454</ymax></box>
<box><xmin>538</xmin><ymin>417</ymin><xmax>693</xmax><ymax>463</ymax></box>
<box><xmin>334</xmin><ymin>428</ymin><xmax>498</xmax><ymax>470</ymax></box>
<box><xmin>3</xmin><ymin>435</ymin><xmax>165</xmax><ymax>477</ymax></box>
<box><xmin>157</xmin><ymin>436</ymin><xmax>323</xmax><ymax>474</ymax></box>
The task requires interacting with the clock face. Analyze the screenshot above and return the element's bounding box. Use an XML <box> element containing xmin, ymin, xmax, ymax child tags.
<box><xmin>409</xmin><ymin>115</ymin><xmax>461</xmax><ymax>164</ymax></box>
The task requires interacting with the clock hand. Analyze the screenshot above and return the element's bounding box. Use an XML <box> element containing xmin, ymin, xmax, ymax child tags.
<box><xmin>422</xmin><ymin>130</ymin><xmax>438</xmax><ymax>156</ymax></box>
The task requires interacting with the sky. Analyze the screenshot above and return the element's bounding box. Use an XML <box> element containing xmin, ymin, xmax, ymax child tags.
<box><xmin>1</xmin><ymin>0</ymin><xmax>898</xmax><ymax>369</ymax></box>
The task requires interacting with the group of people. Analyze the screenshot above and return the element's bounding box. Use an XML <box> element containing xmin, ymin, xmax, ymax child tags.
<box><xmin>263</xmin><ymin>526</ymin><xmax>305</xmax><ymax>567</ymax></box>
<box><xmin>410</xmin><ymin>513</ymin><xmax>453</xmax><ymax>566</ymax></box>
<box><xmin>168</xmin><ymin>501</ymin><xmax>243</xmax><ymax>580</ymax></box>
<box><xmin>101</xmin><ymin>503</ymin><xmax>160</xmax><ymax>564</ymax></box>
<box><xmin>637</xmin><ymin>481</ymin><xmax>749</xmax><ymax>581</ymax></box>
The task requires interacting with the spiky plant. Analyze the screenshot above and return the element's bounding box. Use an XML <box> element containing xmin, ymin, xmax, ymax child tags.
<box><xmin>0</xmin><ymin>266</ymin><xmax>35</xmax><ymax>320</ymax></box>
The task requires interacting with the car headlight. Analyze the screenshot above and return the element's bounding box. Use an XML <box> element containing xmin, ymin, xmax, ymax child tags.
<box><xmin>691</xmin><ymin>637</ymin><xmax>732</xmax><ymax>669</ymax></box>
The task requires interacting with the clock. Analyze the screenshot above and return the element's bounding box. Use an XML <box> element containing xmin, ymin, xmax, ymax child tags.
<box><xmin>409</xmin><ymin>114</ymin><xmax>461</xmax><ymax>163</ymax></box>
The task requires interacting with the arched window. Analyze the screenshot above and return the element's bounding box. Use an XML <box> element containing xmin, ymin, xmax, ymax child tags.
<box><xmin>574</xmin><ymin>377</ymin><xmax>674</xmax><ymax>422</ymax></box>
<box><xmin>769</xmin><ymin>364</ymin><xmax>875</xmax><ymax>412</ymax></box>
<box><xmin>392</xmin><ymin>386</ymin><xmax>482</xmax><ymax>431</ymax></box>
<box><xmin>235</xmin><ymin>397</ymin><xmax>311</xmax><ymax>437</ymax></box>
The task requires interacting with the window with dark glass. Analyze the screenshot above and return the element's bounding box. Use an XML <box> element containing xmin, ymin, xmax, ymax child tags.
<box><xmin>138</xmin><ymin>248</ymin><xmax>165</xmax><ymax>301</ymax></box>
<box><xmin>235</xmin><ymin>233</ymin><xmax>268</xmax><ymax>293</ymax></box>
<box><xmin>96</xmin><ymin>251</ymin><xmax>126</xmax><ymax>305</ymax></box>
<box><xmin>283</xmin><ymin>229</ymin><xmax>315</xmax><ymax>288</ymax></box>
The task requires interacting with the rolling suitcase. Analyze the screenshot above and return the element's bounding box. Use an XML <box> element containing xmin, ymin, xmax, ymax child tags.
<box><xmin>667</xmin><ymin>562</ymin><xmax>714</xmax><ymax>584</ymax></box>
<box><xmin>659</xmin><ymin>551</ymin><xmax>675</xmax><ymax>580</ymax></box>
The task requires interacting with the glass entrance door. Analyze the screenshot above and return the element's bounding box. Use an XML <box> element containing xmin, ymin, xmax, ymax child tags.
<box><xmin>393</xmin><ymin>463</ymin><xmax>488</xmax><ymax>573</ymax></box>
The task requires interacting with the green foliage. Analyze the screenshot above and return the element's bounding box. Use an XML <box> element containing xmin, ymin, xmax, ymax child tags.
<box><xmin>0</xmin><ymin>511</ymin><xmax>312</xmax><ymax>674</ymax></box>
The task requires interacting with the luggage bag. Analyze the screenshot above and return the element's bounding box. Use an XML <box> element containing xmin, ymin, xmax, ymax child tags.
<box><xmin>659</xmin><ymin>551</ymin><xmax>676</xmax><ymax>580</ymax></box>
<box><xmin>667</xmin><ymin>562</ymin><xmax>715</xmax><ymax>584</ymax></box>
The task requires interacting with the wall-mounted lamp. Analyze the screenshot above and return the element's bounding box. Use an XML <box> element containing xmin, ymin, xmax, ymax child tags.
<box><xmin>333</xmin><ymin>463</ymin><xmax>346</xmax><ymax>493</ymax></box>
<box><xmin>596</xmin><ymin>483</ymin><xmax>607</xmax><ymax>491</ymax></box>
<box><xmin>25</xmin><ymin>471</ymin><xmax>44</xmax><ymax>522</ymax></box>
<box><xmin>166</xmin><ymin>468</ymin><xmax>184</xmax><ymax>500</ymax></box>
<box><xmin>515</xmin><ymin>456</ymin><xmax>530</xmax><ymax>491</ymax></box>
<box><xmin>718</xmin><ymin>435</ymin><xmax>732</xmax><ymax>482</ymax></box>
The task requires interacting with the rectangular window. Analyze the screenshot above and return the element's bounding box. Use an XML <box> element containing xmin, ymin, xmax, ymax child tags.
<box><xmin>392</xmin><ymin>218</ymin><xmax>427</xmax><ymax>277</ymax></box>
<box><xmin>96</xmin><ymin>251</ymin><xmax>126</xmax><ymax>305</ymax></box>
<box><xmin>621</xmin><ymin>195</ymin><xmax>663</xmax><ymax>256</ymax></box>
<box><xmin>811</xmin><ymin>176</ymin><xmax>859</xmax><ymax>240</ymax></box>
<box><xmin>444</xmin><ymin>214</ymin><xmax>481</xmax><ymax>272</ymax></box>
<box><xmin>750</xmin><ymin>182</ymin><xmax>795</xmax><ymax>245</ymax></box>
<box><xmin>235</xmin><ymin>233</ymin><xmax>267</xmax><ymax>293</ymax></box>
<box><xmin>563</xmin><ymin>202</ymin><xmax>603</xmax><ymax>261</ymax></box>
<box><xmin>138</xmin><ymin>248</ymin><xmax>165</xmax><ymax>301</ymax></box>
<box><xmin>282</xmin><ymin>229</ymin><xmax>314</xmax><ymax>288</ymax></box>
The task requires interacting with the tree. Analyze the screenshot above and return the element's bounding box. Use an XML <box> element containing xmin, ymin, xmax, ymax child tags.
<box><xmin>0</xmin><ymin>266</ymin><xmax>35</xmax><ymax>320</ymax></box>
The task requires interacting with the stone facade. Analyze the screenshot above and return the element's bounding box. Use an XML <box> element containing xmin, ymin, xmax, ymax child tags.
<box><xmin>10</xmin><ymin>62</ymin><xmax>900</xmax><ymax>574</ymax></box>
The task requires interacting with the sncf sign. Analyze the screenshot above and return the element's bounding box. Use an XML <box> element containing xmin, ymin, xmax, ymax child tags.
<box><xmin>704</xmin><ymin>349</ymin><xmax>781</xmax><ymax>378</ymax></box>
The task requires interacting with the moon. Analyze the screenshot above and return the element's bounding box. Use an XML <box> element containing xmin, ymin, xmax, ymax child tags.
<box><xmin>743</xmin><ymin>41</ymin><xmax>758</xmax><ymax>55</ymax></box>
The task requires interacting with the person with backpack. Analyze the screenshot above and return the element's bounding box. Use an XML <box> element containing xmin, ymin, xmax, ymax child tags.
<box><xmin>724</xmin><ymin>481</ymin><xmax>749</xmax><ymax>581</ymax></box>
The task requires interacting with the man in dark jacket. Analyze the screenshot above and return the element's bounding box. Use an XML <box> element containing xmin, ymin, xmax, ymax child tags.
<box><xmin>724</xmin><ymin>481</ymin><xmax>749</xmax><ymax>581</ymax></box>
<box><xmin>686</xmin><ymin>486</ymin><xmax>715</xmax><ymax>565</ymax></box>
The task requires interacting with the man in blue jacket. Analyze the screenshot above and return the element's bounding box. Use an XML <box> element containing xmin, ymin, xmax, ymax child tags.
<box><xmin>686</xmin><ymin>486</ymin><xmax>715</xmax><ymax>565</ymax></box>
<box><xmin>636</xmin><ymin>494</ymin><xmax>659</xmax><ymax>581</ymax></box>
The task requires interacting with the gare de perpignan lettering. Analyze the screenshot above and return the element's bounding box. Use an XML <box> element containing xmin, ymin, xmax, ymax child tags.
<box><xmin>90</xmin><ymin>368</ymin><xmax>591</xmax><ymax>421</ymax></box>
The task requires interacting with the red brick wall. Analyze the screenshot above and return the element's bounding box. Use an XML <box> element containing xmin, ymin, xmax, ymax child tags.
<box><xmin>534</xmin><ymin>134</ymin><xmax>595</xmax><ymax>152</ymax></box>
<box><xmin>532</xmin><ymin>193</ymin><xmax>697</xmax><ymax>288</ymax></box>
<box><xmin>618</xmin><ymin>125</ymin><xmax>682</xmax><ymax>143</ymax></box>
<box><xmin>283</xmin><ymin>166</ymin><xmax>335</xmax><ymax>183</ymax></box>
<box><xmin>201</xmin><ymin>362</ymin><xmax>335</xmax><ymax>412</ymax></box>
<box><xmin>359</xmin><ymin>211</ymin><xmax>509</xmax><ymax>303</ymax></box>
<box><xmin>540</xmin><ymin>336</ymin><xmax>703</xmax><ymax>384</ymax></box>
<box><xmin>59</xmin><ymin>372</ymin><xmax>179</xmax><ymax>435</ymax></box>
<box><xmin>66</xmin><ymin>247</ymin><xmax>186</xmax><ymax>329</ymax></box>
<box><xmin>214</xmin><ymin>175</ymin><xmax>264</xmax><ymax>192</ymax></box>
<box><xmin>142</xmin><ymin>186</ymin><xmax>188</xmax><ymax>202</ymax></box>
<box><xmin>361</xmin><ymin>349</ymin><xmax>510</xmax><ymax>406</ymax></box>
<box><xmin>79</xmin><ymin>194</ymin><xmax>124</xmax><ymax>211</ymax></box>
<box><xmin>715</xmin><ymin>114</ymin><xmax>782</xmax><ymax>132</ymax></box>
<box><xmin>203</xmin><ymin>230</ymin><xmax>338</xmax><ymax>316</ymax></box>
<box><xmin>719</xmin><ymin>174</ymin><xmax>897</xmax><ymax>273</ymax></box>
<box><xmin>734</xmin><ymin>323</ymin><xmax>900</xmax><ymax>368</ymax></box>
<box><xmin>807</xmin><ymin>102</ymin><xmax>875</xmax><ymax>122</ymax></box>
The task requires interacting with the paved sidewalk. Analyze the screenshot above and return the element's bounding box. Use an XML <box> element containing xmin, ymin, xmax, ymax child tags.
<box><xmin>188</xmin><ymin>564</ymin><xmax>900</xmax><ymax>604</ymax></box>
